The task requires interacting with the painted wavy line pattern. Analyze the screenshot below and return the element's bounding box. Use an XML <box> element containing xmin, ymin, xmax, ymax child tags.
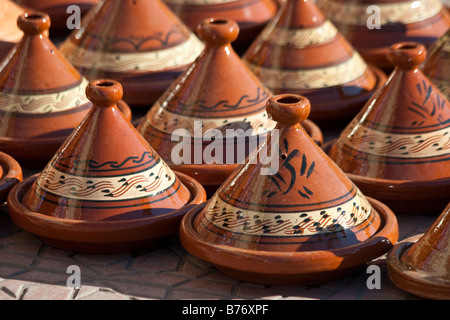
<box><xmin>246</xmin><ymin>53</ymin><xmax>367</xmax><ymax>89</ymax></box>
<box><xmin>60</xmin><ymin>34</ymin><xmax>204</xmax><ymax>73</ymax></box>
<box><xmin>204</xmin><ymin>189</ymin><xmax>372</xmax><ymax>237</ymax></box>
<box><xmin>259</xmin><ymin>20</ymin><xmax>338</xmax><ymax>48</ymax></box>
<box><xmin>342</xmin><ymin>121</ymin><xmax>450</xmax><ymax>158</ymax></box>
<box><xmin>0</xmin><ymin>78</ymin><xmax>90</xmax><ymax>114</ymax></box>
<box><xmin>318</xmin><ymin>0</ymin><xmax>442</xmax><ymax>25</ymax></box>
<box><xmin>37</xmin><ymin>162</ymin><xmax>176</xmax><ymax>201</ymax></box>
<box><xmin>146</xmin><ymin>102</ymin><xmax>276</xmax><ymax>136</ymax></box>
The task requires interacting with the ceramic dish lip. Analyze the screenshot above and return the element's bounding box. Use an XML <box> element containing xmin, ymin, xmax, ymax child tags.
<box><xmin>386</xmin><ymin>234</ymin><xmax>450</xmax><ymax>300</ymax></box>
<box><xmin>180</xmin><ymin>196</ymin><xmax>398</xmax><ymax>275</ymax></box>
<box><xmin>0</xmin><ymin>151</ymin><xmax>23</xmax><ymax>202</ymax></box>
<box><xmin>323</xmin><ymin>138</ymin><xmax>450</xmax><ymax>195</ymax></box>
<box><xmin>7</xmin><ymin>171</ymin><xmax>206</xmax><ymax>243</ymax></box>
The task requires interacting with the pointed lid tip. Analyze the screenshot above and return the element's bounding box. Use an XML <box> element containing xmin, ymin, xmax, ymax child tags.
<box><xmin>197</xmin><ymin>18</ymin><xmax>239</xmax><ymax>46</ymax></box>
<box><xmin>17</xmin><ymin>12</ymin><xmax>51</xmax><ymax>35</ymax></box>
<box><xmin>266</xmin><ymin>94</ymin><xmax>311</xmax><ymax>126</ymax></box>
<box><xmin>387</xmin><ymin>42</ymin><xmax>427</xmax><ymax>70</ymax></box>
<box><xmin>86</xmin><ymin>79</ymin><xmax>123</xmax><ymax>107</ymax></box>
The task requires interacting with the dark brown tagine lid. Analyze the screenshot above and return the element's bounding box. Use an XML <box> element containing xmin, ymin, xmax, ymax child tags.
<box><xmin>137</xmin><ymin>18</ymin><xmax>324</xmax><ymax>194</ymax></box>
<box><xmin>13</xmin><ymin>0</ymin><xmax>99</xmax><ymax>36</ymax></box>
<box><xmin>0</xmin><ymin>0</ymin><xmax>25</xmax><ymax>60</ymax></box>
<box><xmin>316</xmin><ymin>0</ymin><xmax>450</xmax><ymax>70</ymax></box>
<box><xmin>0</xmin><ymin>151</ymin><xmax>22</xmax><ymax>204</ymax></box>
<box><xmin>7</xmin><ymin>79</ymin><xmax>206</xmax><ymax>254</ymax></box>
<box><xmin>387</xmin><ymin>202</ymin><xmax>450</xmax><ymax>300</ymax></box>
<box><xmin>423</xmin><ymin>28</ymin><xmax>450</xmax><ymax>101</ymax></box>
<box><xmin>242</xmin><ymin>0</ymin><xmax>387</xmax><ymax>125</ymax></box>
<box><xmin>0</xmin><ymin>12</ymin><xmax>103</xmax><ymax>166</ymax></box>
<box><xmin>163</xmin><ymin>0</ymin><xmax>278</xmax><ymax>54</ymax></box>
<box><xmin>59</xmin><ymin>0</ymin><xmax>205</xmax><ymax>107</ymax></box>
<box><xmin>326</xmin><ymin>42</ymin><xmax>450</xmax><ymax>215</ymax></box>
<box><xmin>179</xmin><ymin>94</ymin><xmax>398</xmax><ymax>286</ymax></box>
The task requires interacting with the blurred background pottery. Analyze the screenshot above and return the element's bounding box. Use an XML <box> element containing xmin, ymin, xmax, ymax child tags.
<box><xmin>242</xmin><ymin>0</ymin><xmax>387</xmax><ymax>125</ymax></box>
<box><xmin>180</xmin><ymin>94</ymin><xmax>398</xmax><ymax>285</ymax></box>
<box><xmin>0</xmin><ymin>151</ymin><xmax>22</xmax><ymax>204</ymax></box>
<box><xmin>7</xmin><ymin>79</ymin><xmax>206</xmax><ymax>254</ymax></box>
<box><xmin>14</xmin><ymin>0</ymin><xmax>99</xmax><ymax>36</ymax></box>
<box><xmin>163</xmin><ymin>0</ymin><xmax>278</xmax><ymax>54</ymax></box>
<box><xmin>387</xmin><ymin>202</ymin><xmax>450</xmax><ymax>299</ymax></box>
<box><xmin>59</xmin><ymin>0</ymin><xmax>204</xmax><ymax>108</ymax></box>
<box><xmin>317</xmin><ymin>0</ymin><xmax>450</xmax><ymax>71</ymax></box>
<box><xmin>326</xmin><ymin>42</ymin><xmax>450</xmax><ymax>215</ymax></box>
<box><xmin>423</xmin><ymin>28</ymin><xmax>450</xmax><ymax>100</ymax></box>
<box><xmin>0</xmin><ymin>0</ymin><xmax>25</xmax><ymax>61</ymax></box>
<box><xmin>137</xmin><ymin>19</ymin><xmax>323</xmax><ymax>196</ymax></box>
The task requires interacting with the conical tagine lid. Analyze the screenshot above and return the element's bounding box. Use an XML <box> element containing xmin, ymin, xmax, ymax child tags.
<box><xmin>0</xmin><ymin>0</ymin><xmax>25</xmax><ymax>59</ymax></box>
<box><xmin>137</xmin><ymin>19</ymin><xmax>279</xmax><ymax>189</ymax></box>
<box><xmin>163</xmin><ymin>0</ymin><xmax>278</xmax><ymax>53</ymax></box>
<box><xmin>423</xmin><ymin>29</ymin><xmax>450</xmax><ymax>101</ymax></box>
<box><xmin>59</xmin><ymin>0</ymin><xmax>204</xmax><ymax>107</ymax></box>
<box><xmin>316</xmin><ymin>0</ymin><xmax>450</xmax><ymax>70</ymax></box>
<box><xmin>242</xmin><ymin>0</ymin><xmax>386</xmax><ymax>124</ymax></box>
<box><xmin>180</xmin><ymin>94</ymin><xmax>398</xmax><ymax>285</ymax></box>
<box><xmin>327</xmin><ymin>42</ymin><xmax>450</xmax><ymax>214</ymax></box>
<box><xmin>21</xmin><ymin>79</ymin><xmax>191</xmax><ymax>222</ymax></box>
<box><xmin>387</xmin><ymin>202</ymin><xmax>450</xmax><ymax>299</ymax></box>
<box><xmin>0</xmin><ymin>12</ymin><xmax>93</xmax><ymax>164</ymax></box>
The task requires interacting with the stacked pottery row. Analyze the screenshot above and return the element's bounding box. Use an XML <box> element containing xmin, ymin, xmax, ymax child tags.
<box><xmin>0</xmin><ymin>0</ymin><xmax>448</xmax><ymax>299</ymax></box>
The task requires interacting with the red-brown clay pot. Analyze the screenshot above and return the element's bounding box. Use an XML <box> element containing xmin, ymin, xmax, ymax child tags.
<box><xmin>163</xmin><ymin>0</ymin><xmax>278</xmax><ymax>54</ymax></box>
<box><xmin>326</xmin><ymin>42</ymin><xmax>450</xmax><ymax>215</ymax></box>
<box><xmin>242</xmin><ymin>0</ymin><xmax>387</xmax><ymax>125</ymax></box>
<box><xmin>7</xmin><ymin>79</ymin><xmax>206</xmax><ymax>254</ymax></box>
<box><xmin>0</xmin><ymin>0</ymin><xmax>25</xmax><ymax>61</ymax></box>
<box><xmin>179</xmin><ymin>94</ymin><xmax>398</xmax><ymax>286</ymax></box>
<box><xmin>137</xmin><ymin>19</ymin><xmax>323</xmax><ymax>195</ymax></box>
<box><xmin>387</xmin><ymin>202</ymin><xmax>450</xmax><ymax>299</ymax></box>
<box><xmin>317</xmin><ymin>0</ymin><xmax>450</xmax><ymax>71</ymax></box>
<box><xmin>59</xmin><ymin>0</ymin><xmax>204</xmax><ymax>108</ymax></box>
<box><xmin>14</xmin><ymin>0</ymin><xmax>98</xmax><ymax>36</ymax></box>
<box><xmin>423</xmin><ymin>29</ymin><xmax>450</xmax><ymax>101</ymax></box>
<box><xmin>0</xmin><ymin>13</ymin><xmax>101</xmax><ymax>167</ymax></box>
<box><xmin>0</xmin><ymin>151</ymin><xmax>22</xmax><ymax>204</ymax></box>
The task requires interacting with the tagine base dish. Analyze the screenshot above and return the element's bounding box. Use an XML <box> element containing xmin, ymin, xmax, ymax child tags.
<box><xmin>324</xmin><ymin>140</ymin><xmax>450</xmax><ymax>215</ymax></box>
<box><xmin>180</xmin><ymin>197</ymin><xmax>398</xmax><ymax>286</ymax></box>
<box><xmin>7</xmin><ymin>171</ymin><xmax>206</xmax><ymax>254</ymax></box>
<box><xmin>0</xmin><ymin>101</ymin><xmax>132</xmax><ymax>166</ymax></box>
<box><xmin>387</xmin><ymin>234</ymin><xmax>450</xmax><ymax>300</ymax></box>
<box><xmin>0</xmin><ymin>152</ymin><xmax>22</xmax><ymax>204</ymax></box>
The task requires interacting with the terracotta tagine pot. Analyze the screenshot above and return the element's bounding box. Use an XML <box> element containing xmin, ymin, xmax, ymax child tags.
<box><xmin>14</xmin><ymin>0</ymin><xmax>99</xmax><ymax>36</ymax></box>
<box><xmin>387</xmin><ymin>202</ymin><xmax>450</xmax><ymax>299</ymax></box>
<box><xmin>163</xmin><ymin>0</ymin><xmax>278</xmax><ymax>54</ymax></box>
<box><xmin>0</xmin><ymin>0</ymin><xmax>25</xmax><ymax>60</ymax></box>
<box><xmin>0</xmin><ymin>12</ymin><xmax>132</xmax><ymax>167</ymax></box>
<box><xmin>326</xmin><ymin>42</ymin><xmax>450</xmax><ymax>215</ymax></box>
<box><xmin>316</xmin><ymin>0</ymin><xmax>450</xmax><ymax>71</ymax></box>
<box><xmin>242</xmin><ymin>0</ymin><xmax>387</xmax><ymax>125</ymax></box>
<box><xmin>59</xmin><ymin>0</ymin><xmax>205</xmax><ymax>108</ymax></box>
<box><xmin>136</xmin><ymin>19</ymin><xmax>323</xmax><ymax>196</ymax></box>
<box><xmin>7</xmin><ymin>79</ymin><xmax>206</xmax><ymax>254</ymax></box>
<box><xmin>0</xmin><ymin>151</ymin><xmax>22</xmax><ymax>204</ymax></box>
<box><xmin>423</xmin><ymin>28</ymin><xmax>450</xmax><ymax>101</ymax></box>
<box><xmin>179</xmin><ymin>94</ymin><xmax>399</xmax><ymax>286</ymax></box>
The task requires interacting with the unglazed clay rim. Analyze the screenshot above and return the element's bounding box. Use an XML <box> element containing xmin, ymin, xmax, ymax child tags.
<box><xmin>323</xmin><ymin>139</ymin><xmax>450</xmax><ymax>199</ymax></box>
<box><xmin>0</xmin><ymin>100</ymin><xmax>132</xmax><ymax>157</ymax></box>
<box><xmin>0</xmin><ymin>151</ymin><xmax>23</xmax><ymax>202</ymax></box>
<box><xmin>387</xmin><ymin>234</ymin><xmax>450</xmax><ymax>300</ymax></box>
<box><xmin>180</xmin><ymin>197</ymin><xmax>398</xmax><ymax>276</ymax></box>
<box><xmin>7</xmin><ymin>171</ymin><xmax>206</xmax><ymax>244</ymax></box>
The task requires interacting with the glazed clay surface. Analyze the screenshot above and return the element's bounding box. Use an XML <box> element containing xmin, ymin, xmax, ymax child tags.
<box><xmin>327</xmin><ymin>42</ymin><xmax>450</xmax><ymax>214</ymax></box>
<box><xmin>59</xmin><ymin>0</ymin><xmax>204</xmax><ymax>107</ymax></box>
